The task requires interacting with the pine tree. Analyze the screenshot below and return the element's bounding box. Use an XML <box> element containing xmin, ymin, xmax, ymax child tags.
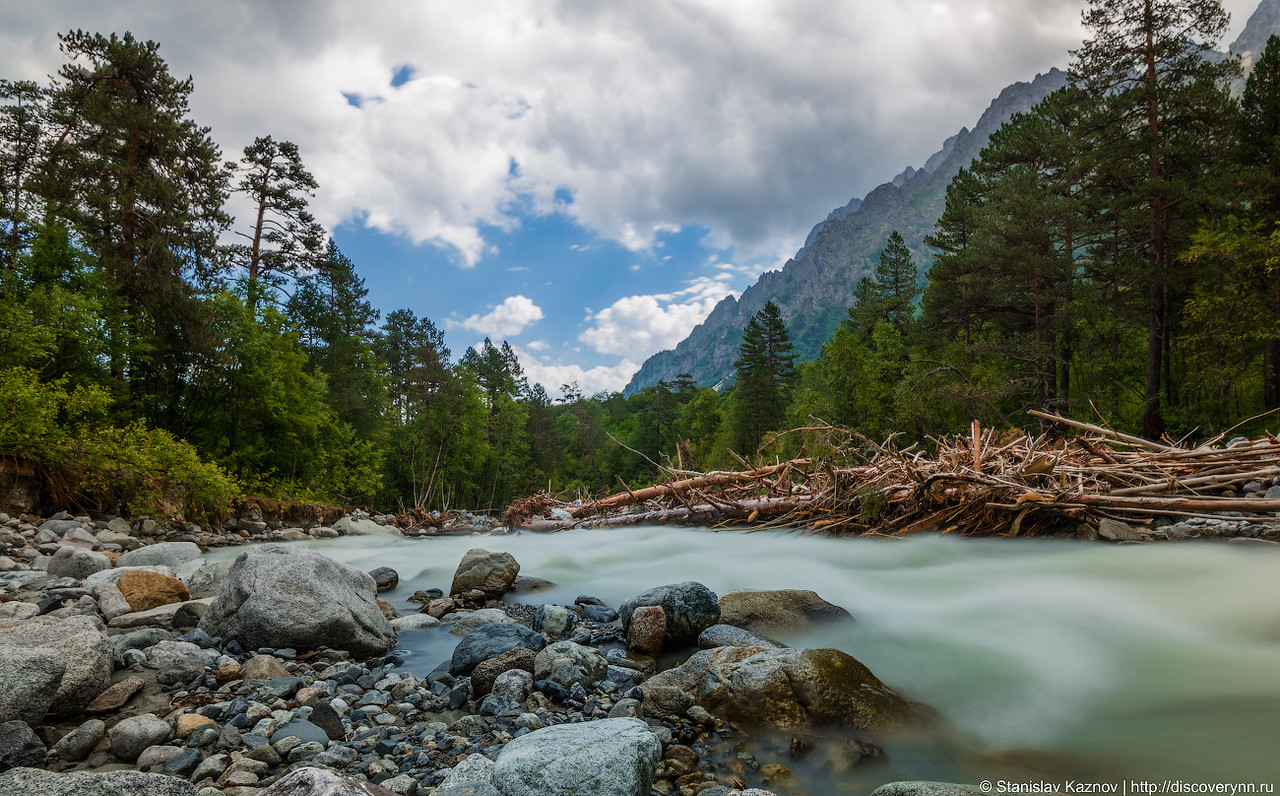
<box><xmin>731</xmin><ymin>301</ymin><xmax>795</xmax><ymax>452</ymax></box>
<box><xmin>0</xmin><ymin>80</ymin><xmax>47</xmax><ymax>273</ymax></box>
<box><xmin>1070</xmin><ymin>0</ymin><xmax>1239</xmax><ymax>437</ymax></box>
<box><xmin>1240</xmin><ymin>35</ymin><xmax>1280</xmax><ymax>406</ymax></box>
<box><xmin>228</xmin><ymin>136</ymin><xmax>325</xmax><ymax>309</ymax></box>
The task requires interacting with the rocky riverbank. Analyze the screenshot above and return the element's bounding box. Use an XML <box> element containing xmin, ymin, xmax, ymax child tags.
<box><xmin>0</xmin><ymin>509</ymin><xmax>960</xmax><ymax>796</ymax></box>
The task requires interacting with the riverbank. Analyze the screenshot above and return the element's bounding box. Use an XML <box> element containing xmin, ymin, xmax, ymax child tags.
<box><xmin>2</xmin><ymin>510</ymin><xmax>1279</xmax><ymax>795</ymax></box>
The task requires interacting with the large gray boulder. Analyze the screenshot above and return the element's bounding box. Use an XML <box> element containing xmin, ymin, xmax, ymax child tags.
<box><xmin>533</xmin><ymin>641</ymin><xmax>608</xmax><ymax>690</ymax></box>
<box><xmin>450</xmin><ymin>548</ymin><xmax>520</xmax><ymax>598</ymax></box>
<box><xmin>332</xmin><ymin>516</ymin><xmax>383</xmax><ymax>536</ymax></box>
<box><xmin>197</xmin><ymin>545</ymin><xmax>395</xmax><ymax>658</ymax></box>
<box><xmin>450</xmin><ymin>622</ymin><xmax>546</xmax><ymax>676</ymax></box>
<box><xmin>619</xmin><ymin>581</ymin><xmax>719</xmax><ymax>644</ymax></box>
<box><xmin>108</xmin><ymin>714</ymin><xmax>172</xmax><ymax>762</ymax></box>
<box><xmin>0</xmin><ymin>615</ymin><xmax>113</xmax><ymax>716</ymax></box>
<box><xmin>46</xmin><ymin>546</ymin><xmax>111</xmax><ymax>579</ymax></box>
<box><xmin>717</xmin><ymin>589</ymin><xmax>853</xmax><ymax>635</ymax></box>
<box><xmin>641</xmin><ymin>646</ymin><xmax>933</xmax><ymax>732</ymax></box>
<box><xmin>0</xmin><ymin>647</ymin><xmax>65</xmax><ymax>725</ymax></box>
<box><xmin>257</xmin><ymin>767</ymin><xmax>402</xmax><ymax>794</ymax></box>
<box><xmin>0</xmin><ymin>767</ymin><xmax>199</xmax><ymax>795</ymax></box>
<box><xmin>117</xmin><ymin>542</ymin><xmax>205</xmax><ymax>583</ymax></box>
<box><xmin>185</xmin><ymin>560</ymin><xmax>233</xmax><ymax>599</ymax></box>
<box><xmin>492</xmin><ymin>717</ymin><xmax>661</xmax><ymax>796</ymax></box>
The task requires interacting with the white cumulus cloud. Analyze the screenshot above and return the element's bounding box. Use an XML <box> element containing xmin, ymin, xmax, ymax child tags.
<box><xmin>447</xmin><ymin>295</ymin><xmax>544</xmax><ymax>339</ymax></box>
<box><xmin>516</xmin><ymin>353</ymin><xmax>643</xmax><ymax>398</ymax></box>
<box><xmin>579</xmin><ymin>273</ymin><xmax>739</xmax><ymax>357</ymax></box>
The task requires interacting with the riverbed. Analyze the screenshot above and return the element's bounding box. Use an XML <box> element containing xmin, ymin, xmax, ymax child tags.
<box><xmin>211</xmin><ymin>527</ymin><xmax>1280</xmax><ymax>790</ymax></box>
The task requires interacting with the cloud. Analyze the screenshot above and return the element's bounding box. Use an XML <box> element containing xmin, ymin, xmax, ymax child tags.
<box><xmin>447</xmin><ymin>295</ymin><xmax>544</xmax><ymax>338</ymax></box>
<box><xmin>516</xmin><ymin>353</ymin><xmax>643</xmax><ymax>397</ymax></box>
<box><xmin>580</xmin><ymin>273</ymin><xmax>739</xmax><ymax>357</ymax></box>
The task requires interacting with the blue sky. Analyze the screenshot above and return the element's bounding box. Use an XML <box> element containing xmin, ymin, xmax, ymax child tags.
<box><xmin>1</xmin><ymin>0</ymin><xmax>1260</xmax><ymax>394</ymax></box>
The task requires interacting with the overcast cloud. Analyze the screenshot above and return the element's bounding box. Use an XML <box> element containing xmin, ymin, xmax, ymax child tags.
<box><xmin>0</xmin><ymin>0</ymin><xmax>1260</xmax><ymax>392</ymax></box>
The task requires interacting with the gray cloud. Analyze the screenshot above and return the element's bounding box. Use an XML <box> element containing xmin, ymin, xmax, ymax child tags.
<box><xmin>0</xmin><ymin>0</ymin><xmax>1259</xmax><ymax>267</ymax></box>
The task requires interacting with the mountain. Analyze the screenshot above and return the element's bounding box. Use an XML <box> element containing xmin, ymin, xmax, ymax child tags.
<box><xmin>624</xmin><ymin>68</ymin><xmax>1069</xmax><ymax>394</ymax></box>
<box><xmin>1231</xmin><ymin>0</ymin><xmax>1280</xmax><ymax>69</ymax></box>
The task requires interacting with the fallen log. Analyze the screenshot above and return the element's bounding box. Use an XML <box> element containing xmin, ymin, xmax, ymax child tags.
<box><xmin>568</xmin><ymin>460</ymin><xmax>810</xmax><ymax>517</ymax></box>
<box><xmin>525</xmin><ymin>496</ymin><xmax>811</xmax><ymax>531</ymax></box>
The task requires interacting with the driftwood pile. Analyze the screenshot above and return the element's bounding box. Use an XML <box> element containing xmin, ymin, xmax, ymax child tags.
<box><xmin>505</xmin><ymin>411</ymin><xmax>1280</xmax><ymax>537</ymax></box>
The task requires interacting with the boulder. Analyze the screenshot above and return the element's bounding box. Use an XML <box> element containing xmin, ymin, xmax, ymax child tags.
<box><xmin>241</xmin><ymin>654</ymin><xmax>290</xmax><ymax>681</ymax></box>
<box><xmin>185</xmin><ymin>560</ymin><xmax>233</xmax><ymax>599</ymax></box>
<box><xmin>0</xmin><ymin>647</ymin><xmax>65</xmax><ymax>725</ymax></box>
<box><xmin>108</xmin><ymin>714</ymin><xmax>173</xmax><ymax>762</ymax></box>
<box><xmin>534</xmin><ymin>641</ymin><xmax>608</xmax><ymax>690</ymax></box>
<box><xmin>619</xmin><ymin>581</ymin><xmax>719</xmax><ymax>644</ymax></box>
<box><xmin>492</xmin><ymin>717</ymin><xmax>661</xmax><ymax>796</ymax></box>
<box><xmin>107</xmin><ymin>599</ymin><xmax>208</xmax><ymax>630</ymax></box>
<box><xmin>450</xmin><ymin>548</ymin><xmax>520</xmax><ymax>598</ymax></box>
<box><xmin>0</xmin><ymin>720</ymin><xmax>46</xmax><ymax>772</ymax></box>
<box><xmin>0</xmin><ymin>601</ymin><xmax>39</xmax><ymax>621</ymax></box>
<box><xmin>197</xmin><ymin>545</ymin><xmax>395</xmax><ymax>657</ymax></box>
<box><xmin>491</xmin><ymin>669</ymin><xmax>534</xmax><ymax>704</ymax></box>
<box><xmin>641</xmin><ymin>646</ymin><xmax>932</xmax><ymax>731</ymax></box>
<box><xmin>1098</xmin><ymin>518</ymin><xmax>1147</xmax><ymax>542</ymax></box>
<box><xmin>448</xmin><ymin>607</ymin><xmax>517</xmax><ymax>636</ymax></box>
<box><xmin>257</xmin><ymin>767</ymin><xmax>401</xmax><ymax>795</ymax></box>
<box><xmin>90</xmin><ymin>581</ymin><xmax>133</xmax><ymax>622</ymax></box>
<box><xmin>390</xmin><ymin>614</ymin><xmax>441</xmax><ymax>630</ymax></box>
<box><xmin>450</xmin><ymin>622</ymin><xmax>545</xmax><ymax>676</ymax></box>
<box><xmin>717</xmin><ymin>589</ymin><xmax>852</xmax><ymax>636</ymax></box>
<box><xmin>46</xmin><ymin>546</ymin><xmax>111</xmax><ymax>580</ymax></box>
<box><xmin>332</xmin><ymin>516</ymin><xmax>383</xmax><ymax>536</ymax></box>
<box><xmin>368</xmin><ymin>567</ymin><xmax>398</xmax><ymax>592</ymax></box>
<box><xmin>870</xmin><ymin>784</ymin><xmax>990</xmax><ymax>796</ymax></box>
<box><xmin>50</xmin><ymin>718</ymin><xmax>105</xmax><ymax>762</ymax></box>
<box><xmin>37</xmin><ymin>519</ymin><xmax>82</xmax><ymax>537</ymax></box>
<box><xmin>471</xmin><ymin>646</ymin><xmax>538</xmax><ymax>697</ymax></box>
<box><xmin>438</xmin><ymin>752</ymin><xmax>496</xmax><ymax>792</ymax></box>
<box><xmin>83</xmin><ymin>566</ymin><xmax>177</xmax><ymax>590</ymax></box>
<box><xmin>117</xmin><ymin>570</ymin><xmax>191</xmax><ymax>613</ymax></box>
<box><xmin>0</xmin><ymin>767</ymin><xmax>200</xmax><ymax>795</ymax></box>
<box><xmin>626</xmin><ymin>605</ymin><xmax>666</xmax><ymax>655</ymax></box>
<box><xmin>85</xmin><ymin>677</ymin><xmax>145</xmax><ymax>713</ymax></box>
<box><xmin>533</xmin><ymin>604</ymin><xmax>579</xmax><ymax>637</ymax></box>
<box><xmin>117</xmin><ymin>542</ymin><xmax>205</xmax><ymax>583</ymax></box>
<box><xmin>698</xmin><ymin>624</ymin><xmax>787</xmax><ymax>650</ymax></box>
<box><xmin>0</xmin><ymin>615</ymin><xmax>113</xmax><ymax>715</ymax></box>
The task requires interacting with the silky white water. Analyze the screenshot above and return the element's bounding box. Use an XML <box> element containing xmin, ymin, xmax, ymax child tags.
<box><xmin>212</xmin><ymin>527</ymin><xmax>1280</xmax><ymax>790</ymax></box>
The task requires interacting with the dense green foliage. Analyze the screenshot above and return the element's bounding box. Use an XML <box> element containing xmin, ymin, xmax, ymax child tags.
<box><xmin>3</xmin><ymin>7</ymin><xmax>1279</xmax><ymax>518</ymax></box>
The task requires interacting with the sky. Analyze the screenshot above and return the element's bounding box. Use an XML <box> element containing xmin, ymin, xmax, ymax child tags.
<box><xmin>0</xmin><ymin>0</ymin><xmax>1261</xmax><ymax>395</ymax></box>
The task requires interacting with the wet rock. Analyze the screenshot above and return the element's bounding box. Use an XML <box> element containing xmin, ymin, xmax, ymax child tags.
<box><xmin>0</xmin><ymin>766</ymin><xmax>200</xmax><ymax>795</ymax></box>
<box><xmin>450</xmin><ymin>621</ymin><xmax>545</xmax><ymax>676</ymax></box>
<box><xmin>117</xmin><ymin>570</ymin><xmax>191</xmax><ymax>613</ymax></box>
<box><xmin>309</xmin><ymin>699</ymin><xmax>346</xmax><ymax>741</ymax></box>
<box><xmin>270</xmin><ymin>718</ymin><xmax>329</xmax><ymax>746</ymax></box>
<box><xmin>627</xmin><ymin>604</ymin><xmax>666</xmax><ymax>655</ymax></box>
<box><xmin>390</xmin><ymin>613</ymin><xmax>442</xmax><ymax>630</ymax></box>
<box><xmin>49</xmin><ymin>718</ymin><xmax>105</xmax><ymax>762</ymax></box>
<box><xmin>448</xmin><ymin>607</ymin><xmax>517</xmax><ymax>636</ymax></box>
<box><xmin>533</xmin><ymin>603</ymin><xmax>579</xmax><ymax>637</ymax></box>
<box><xmin>0</xmin><ymin>646</ymin><xmax>65</xmax><ymax>725</ymax></box>
<box><xmin>534</xmin><ymin>640</ymin><xmax>608</xmax><ymax>690</ymax></box>
<box><xmin>492</xmin><ymin>717</ymin><xmax>661</xmax><ymax>796</ymax></box>
<box><xmin>333</xmin><ymin>516</ymin><xmax>384</xmax><ymax>536</ymax></box>
<box><xmin>117</xmin><ymin>542</ymin><xmax>205</xmax><ymax>583</ymax></box>
<box><xmin>471</xmin><ymin>646</ymin><xmax>538</xmax><ymax>697</ymax></box>
<box><xmin>619</xmin><ymin>581</ymin><xmax>719</xmax><ymax>644</ymax></box>
<box><xmin>0</xmin><ymin>720</ymin><xmax>46</xmax><ymax>771</ymax></box>
<box><xmin>108</xmin><ymin>714</ymin><xmax>173</xmax><ymax>762</ymax></box>
<box><xmin>257</xmin><ymin>767</ymin><xmax>402</xmax><ymax>794</ymax></box>
<box><xmin>0</xmin><ymin>615</ymin><xmax>113</xmax><ymax>716</ymax></box>
<box><xmin>46</xmin><ymin>546</ymin><xmax>111</xmax><ymax>579</ymax></box>
<box><xmin>510</xmin><ymin>575</ymin><xmax>556</xmax><ymax>594</ymax></box>
<box><xmin>369</xmin><ymin>566</ymin><xmax>399</xmax><ymax>592</ymax></box>
<box><xmin>1098</xmin><ymin>519</ymin><xmax>1147</xmax><ymax>542</ymax></box>
<box><xmin>198</xmin><ymin>544</ymin><xmax>395</xmax><ymax>657</ymax></box>
<box><xmin>870</xmin><ymin>783</ymin><xmax>992</xmax><ymax>796</ymax></box>
<box><xmin>642</xmin><ymin>646</ymin><xmax>933</xmax><ymax>731</ymax></box>
<box><xmin>450</xmin><ymin>548</ymin><xmax>520</xmax><ymax>598</ymax></box>
<box><xmin>717</xmin><ymin>589</ymin><xmax>853</xmax><ymax>636</ymax></box>
<box><xmin>698</xmin><ymin>624</ymin><xmax>787</xmax><ymax>650</ymax></box>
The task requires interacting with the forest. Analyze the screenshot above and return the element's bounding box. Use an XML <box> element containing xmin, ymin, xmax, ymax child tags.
<box><xmin>5</xmin><ymin>3</ymin><xmax>1280</xmax><ymax>520</ymax></box>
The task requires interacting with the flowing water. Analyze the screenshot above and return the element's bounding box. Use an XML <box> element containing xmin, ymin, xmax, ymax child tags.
<box><xmin>212</xmin><ymin>528</ymin><xmax>1280</xmax><ymax>792</ymax></box>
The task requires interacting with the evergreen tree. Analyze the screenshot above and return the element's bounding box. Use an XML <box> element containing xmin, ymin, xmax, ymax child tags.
<box><xmin>731</xmin><ymin>301</ymin><xmax>795</xmax><ymax>453</ymax></box>
<box><xmin>43</xmin><ymin>31</ymin><xmax>231</xmax><ymax>418</ymax></box>
<box><xmin>227</xmin><ymin>136</ymin><xmax>325</xmax><ymax>308</ymax></box>
<box><xmin>1070</xmin><ymin>0</ymin><xmax>1239</xmax><ymax>437</ymax></box>
<box><xmin>0</xmin><ymin>80</ymin><xmax>46</xmax><ymax>272</ymax></box>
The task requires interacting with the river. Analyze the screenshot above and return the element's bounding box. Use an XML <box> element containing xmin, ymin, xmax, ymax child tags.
<box><xmin>212</xmin><ymin>527</ymin><xmax>1280</xmax><ymax>792</ymax></box>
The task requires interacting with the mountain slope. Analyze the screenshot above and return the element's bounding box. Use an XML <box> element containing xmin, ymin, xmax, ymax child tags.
<box><xmin>624</xmin><ymin>68</ymin><xmax>1069</xmax><ymax>394</ymax></box>
<box><xmin>1232</xmin><ymin>0</ymin><xmax>1280</xmax><ymax>67</ymax></box>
